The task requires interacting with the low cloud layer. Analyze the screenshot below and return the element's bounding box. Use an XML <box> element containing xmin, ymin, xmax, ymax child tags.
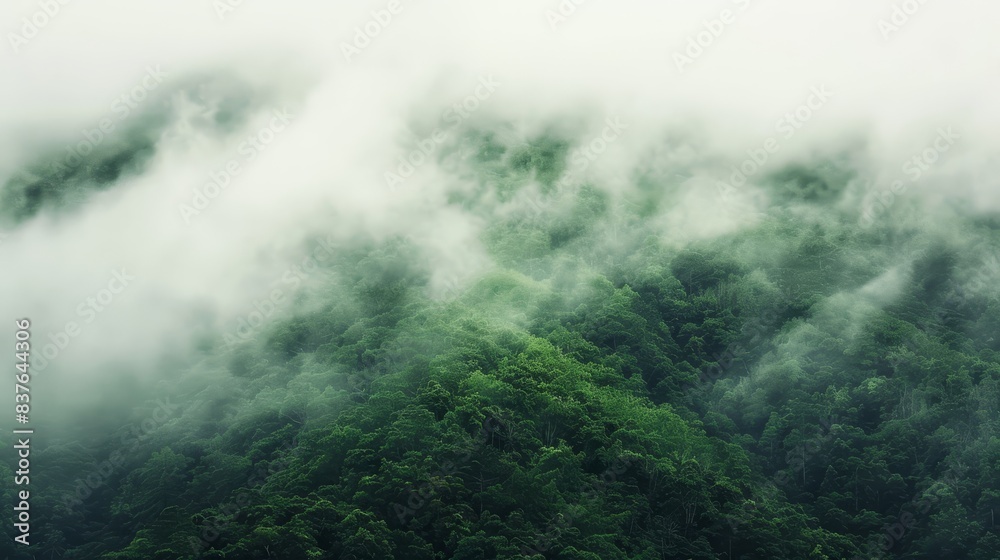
<box><xmin>1</xmin><ymin>0</ymin><xmax>997</xmax><ymax>412</ymax></box>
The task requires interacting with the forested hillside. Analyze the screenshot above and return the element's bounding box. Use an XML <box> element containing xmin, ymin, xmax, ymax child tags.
<box><xmin>3</xmin><ymin>128</ymin><xmax>998</xmax><ymax>559</ymax></box>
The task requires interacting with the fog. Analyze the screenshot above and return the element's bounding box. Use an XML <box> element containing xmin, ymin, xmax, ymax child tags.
<box><xmin>1</xmin><ymin>0</ymin><xmax>998</xmax><ymax>415</ymax></box>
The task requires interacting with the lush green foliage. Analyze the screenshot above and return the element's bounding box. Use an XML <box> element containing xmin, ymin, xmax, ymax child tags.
<box><xmin>4</xmin><ymin>134</ymin><xmax>999</xmax><ymax>560</ymax></box>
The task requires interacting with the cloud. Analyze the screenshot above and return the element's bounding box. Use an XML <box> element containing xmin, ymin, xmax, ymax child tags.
<box><xmin>0</xmin><ymin>0</ymin><xmax>997</xmax><ymax>406</ymax></box>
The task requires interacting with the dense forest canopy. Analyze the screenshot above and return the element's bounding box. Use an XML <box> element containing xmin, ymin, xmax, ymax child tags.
<box><xmin>3</xmin><ymin>121</ymin><xmax>999</xmax><ymax>558</ymax></box>
<box><xmin>2</xmin><ymin>2</ymin><xmax>999</xmax><ymax>559</ymax></box>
